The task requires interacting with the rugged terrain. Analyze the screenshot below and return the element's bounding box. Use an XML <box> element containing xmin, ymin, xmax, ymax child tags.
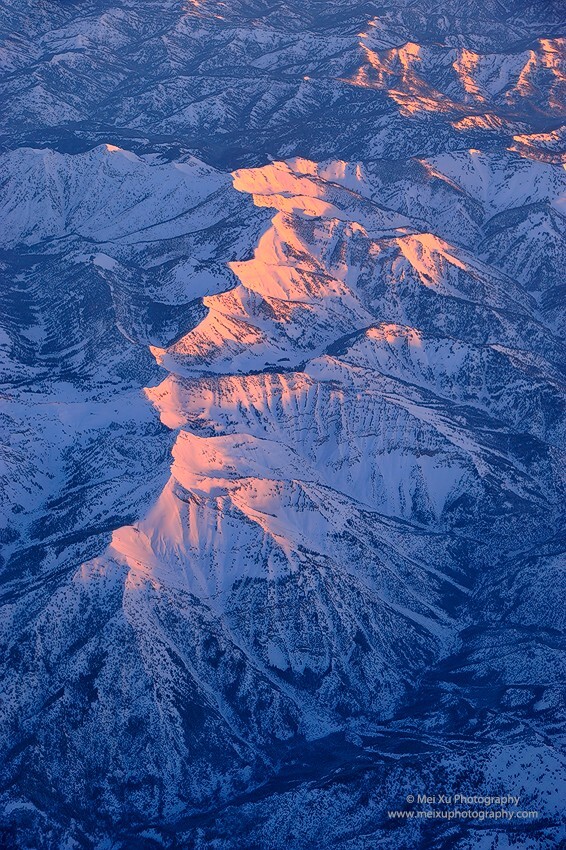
<box><xmin>0</xmin><ymin>1</ymin><xmax>565</xmax><ymax>848</ymax></box>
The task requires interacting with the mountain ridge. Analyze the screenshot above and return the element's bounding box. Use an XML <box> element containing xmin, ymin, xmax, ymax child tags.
<box><xmin>1</xmin><ymin>1</ymin><xmax>565</xmax><ymax>848</ymax></box>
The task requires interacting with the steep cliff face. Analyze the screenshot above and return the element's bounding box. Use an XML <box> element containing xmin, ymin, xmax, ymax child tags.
<box><xmin>1</xmin><ymin>1</ymin><xmax>565</xmax><ymax>849</ymax></box>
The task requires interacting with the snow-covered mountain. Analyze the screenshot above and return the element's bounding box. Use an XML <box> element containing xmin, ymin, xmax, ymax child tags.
<box><xmin>1</xmin><ymin>1</ymin><xmax>565</xmax><ymax>849</ymax></box>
